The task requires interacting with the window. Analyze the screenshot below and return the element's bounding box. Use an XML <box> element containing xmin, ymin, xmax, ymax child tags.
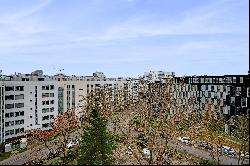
<box><xmin>42</xmin><ymin>108</ymin><xmax>49</xmax><ymax>113</ymax></box>
<box><xmin>5</xmin><ymin>86</ymin><xmax>14</xmax><ymax>91</ymax></box>
<box><xmin>42</xmin><ymin>123</ymin><xmax>49</xmax><ymax>128</ymax></box>
<box><xmin>10</xmin><ymin>112</ymin><xmax>14</xmax><ymax>117</ymax></box>
<box><xmin>50</xmin><ymin>107</ymin><xmax>54</xmax><ymax>112</ymax></box>
<box><xmin>241</xmin><ymin>98</ymin><xmax>246</xmax><ymax>107</ymax></box>
<box><xmin>15</xmin><ymin>112</ymin><xmax>20</xmax><ymax>117</ymax></box>
<box><xmin>42</xmin><ymin>93</ymin><xmax>50</xmax><ymax>98</ymax></box>
<box><xmin>42</xmin><ymin>100</ymin><xmax>49</xmax><ymax>105</ymax></box>
<box><xmin>50</xmin><ymin>93</ymin><xmax>54</xmax><ymax>97</ymax></box>
<box><xmin>231</xmin><ymin>97</ymin><xmax>235</xmax><ymax>106</ymax></box>
<box><xmin>38</xmin><ymin>78</ymin><xmax>44</xmax><ymax>81</ymax></box>
<box><xmin>5</xmin><ymin>122</ymin><xmax>9</xmax><ymax>127</ymax></box>
<box><xmin>15</xmin><ymin>120</ymin><xmax>24</xmax><ymax>125</ymax></box>
<box><xmin>5</xmin><ymin>104</ymin><xmax>14</xmax><ymax>109</ymax></box>
<box><xmin>5</xmin><ymin>95</ymin><xmax>14</xmax><ymax>100</ymax></box>
<box><xmin>5</xmin><ymin>113</ymin><xmax>10</xmax><ymax>118</ymax></box>
<box><xmin>20</xmin><ymin>111</ymin><xmax>24</xmax><ymax>116</ymax></box>
<box><xmin>15</xmin><ymin>86</ymin><xmax>24</xmax><ymax>91</ymax></box>
<box><xmin>211</xmin><ymin>85</ymin><xmax>214</xmax><ymax>91</ymax></box>
<box><xmin>50</xmin><ymin>115</ymin><xmax>54</xmax><ymax>119</ymax></box>
<box><xmin>15</xmin><ymin>128</ymin><xmax>20</xmax><ymax>134</ymax></box>
<box><xmin>50</xmin><ymin>85</ymin><xmax>54</xmax><ymax>90</ymax></box>
<box><xmin>240</xmin><ymin>77</ymin><xmax>244</xmax><ymax>83</ymax></box>
<box><xmin>10</xmin><ymin>129</ymin><xmax>14</xmax><ymax>135</ymax></box>
<box><xmin>42</xmin><ymin>115</ymin><xmax>49</xmax><ymax>121</ymax></box>
<box><xmin>50</xmin><ymin>100</ymin><xmax>54</xmax><ymax>104</ymax></box>
<box><xmin>236</xmin><ymin>87</ymin><xmax>241</xmax><ymax>96</ymax></box>
<box><xmin>15</xmin><ymin>94</ymin><xmax>24</xmax><ymax>100</ymax></box>
<box><xmin>42</xmin><ymin>85</ymin><xmax>49</xmax><ymax>90</ymax></box>
<box><xmin>15</xmin><ymin>103</ymin><xmax>24</xmax><ymax>108</ymax></box>
<box><xmin>233</xmin><ymin>77</ymin><xmax>236</xmax><ymax>83</ymax></box>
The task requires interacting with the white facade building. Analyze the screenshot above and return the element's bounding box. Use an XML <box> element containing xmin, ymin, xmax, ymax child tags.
<box><xmin>0</xmin><ymin>71</ymin><xmax>128</xmax><ymax>143</ymax></box>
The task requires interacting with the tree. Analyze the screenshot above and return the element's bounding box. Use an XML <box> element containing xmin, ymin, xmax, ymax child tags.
<box><xmin>26</xmin><ymin>109</ymin><xmax>80</xmax><ymax>164</ymax></box>
<box><xmin>80</xmin><ymin>77</ymin><xmax>202</xmax><ymax>165</ymax></box>
<box><xmin>78</xmin><ymin>107</ymin><xmax>116</xmax><ymax>165</ymax></box>
<box><xmin>231</xmin><ymin>115</ymin><xmax>249</xmax><ymax>165</ymax></box>
<box><xmin>52</xmin><ymin>109</ymin><xmax>80</xmax><ymax>164</ymax></box>
<box><xmin>27</xmin><ymin>128</ymin><xmax>56</xmax><ymax>162</ymax></box>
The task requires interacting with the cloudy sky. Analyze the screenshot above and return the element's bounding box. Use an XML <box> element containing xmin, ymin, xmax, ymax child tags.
<box><xmin>0</xmin><ymin>0</ymin><xmax>248</xmax><ymax>77</ymax></box>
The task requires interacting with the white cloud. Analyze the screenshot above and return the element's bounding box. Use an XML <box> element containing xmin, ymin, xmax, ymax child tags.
<box><xmin>67</xmin><ymin>0</ymin><xmax>248</xmax><ymax>46</ymax></box>
<box><xmin>0</xmin><ymin>0</ymin><xmax>52</xmax><ymax>24</ymax></box>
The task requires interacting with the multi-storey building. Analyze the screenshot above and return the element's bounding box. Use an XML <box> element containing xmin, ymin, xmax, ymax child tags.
<box><xmin>0</xmin><ymin>81</ymin><xmax>5</xmax><ymax>143</ymax></box>
<box><xmin>0</xmin><ymin>69</ymin><xmax>248</xmax><ymax>144</ymax></box>
<box><xmin>53</xmin><ymin>72</ymin><xmax>125</xmax><ymax>116</ymax></box>
<box><xmin>1</xmin><ymin>71</ymin><xmax>59</xmax><ymax>143</ymax></box>
<box><xmin>143</xmin><ymin>71</ymin><xmax>175</xmax><ymax>83</ymax></box>
<box><xmin>0</xmin><ymin>70</ymin><xmax>127</xmax><ymax>143</ymax></box>
<box><xmin>138</xmin><ymin>72</ymin><xmax>249</xmax><ymax>134</ymax></box>
<box><xmin>172</xmin><ymin>75</ymin><xmax>249</xmax><ymax>133</ymax></box>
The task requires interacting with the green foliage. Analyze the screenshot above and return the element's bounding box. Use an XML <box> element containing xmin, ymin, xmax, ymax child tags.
<box><xmin>0</xmin><ymin>151</ymin><xmax>12</xmax><ymax>161</ymax></box>
<box><xmin>208</xmin><ymin>120</ymin><xmax>224</xmax><ymax>133</ymax></box>
<box><xmin>78</xmin><ymin>108</ymin><xmax>116</xmax><ymax>165</ymax></box>
<box><xmin>199</xmin><ymin>158</ymin><xmax>216</xmax><ymax>165</ymax></box>
<box><xmin>51</xmin><ymin>157</ymin><xmax>64</xmax><ymax>165</ymax></box>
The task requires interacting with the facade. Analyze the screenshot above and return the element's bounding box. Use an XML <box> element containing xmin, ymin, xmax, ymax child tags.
<box><xmin>0</xmin><ymin>81</ymin><xmax>5</xmax><ymax>143</ymax></box>
<box><xmin>172</xmin><ymin>75</ymin><xmax>249</xmax><ymax>133</ymax></box>
<box><xmin>143</xmin><ymin>71</ymin><xmax>175</xmax><ymax>83</ymax></box>
<box><xmin>0</xmin><ymin>71</ymin><xmax>127</xmax><ymax>143</ymax></box>
<box><xmin>1</xmin><ymin>73</ymin><xmax>60</xmax><ymax>143</ymax></box>
<box><xmin>0</xmin><ymin>70</ymin><xmax>248</xmax><ymax>143</ymax></box>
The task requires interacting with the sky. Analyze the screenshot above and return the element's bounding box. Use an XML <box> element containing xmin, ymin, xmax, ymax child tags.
<box><xmin>0</xmin><ymin>0</ymin><xmax>249</xmax><ymax>77</ymax></box>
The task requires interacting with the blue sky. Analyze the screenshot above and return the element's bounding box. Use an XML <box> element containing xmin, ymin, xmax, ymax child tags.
<box><xmin>0</xmin><ymin>0</ymin><xmax>248</xmax><ymax>77</ymax></box>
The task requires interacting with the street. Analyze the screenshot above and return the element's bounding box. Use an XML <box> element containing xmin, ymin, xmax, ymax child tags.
<box><xmin>168</xmin><ymin>141</ymin><xmax>249</xmax><ymax>165</ymax></box>
<box><xmin>1</xmin><ymin>138</ymin><xmax>249</xmax><ymax>165</ymax></box>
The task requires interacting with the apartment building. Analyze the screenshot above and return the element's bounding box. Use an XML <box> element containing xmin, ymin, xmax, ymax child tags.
<box><xmin>0</xmin><ymin>69</ymin><xmax>248</xmax><ymax>143</ymax></box>
<box><xmin>138</xmin><ymin>72</ymin><xmax>249</xmax><ymax>134</ymax></box>
<box><xmin>143</xmin><ymin>71</ymin><xmax>175</xmax><ymax>83</ymax></box>
<box><xmin>52</xmin><ymin>72</ymin><xmax>126</xmax><ymax>115</ymax></box>
<box><xmin>0</xmin><ymin>81</ymin><xmax>5</xmax><ymax>143</ymax></box>
<box><xmin>0</xmin><ymin>71</ymin><xmax>127</xmax><ymax>143</ymax></box>
<box><xmin>172</xmin><ymin>75</ymin><xmax>249</xmax><ymax>133</ymax></box>
<box><xmin>0</xmin><ymin>71</ymin><xmax>59</xmax><ymax>143</ymax></box>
